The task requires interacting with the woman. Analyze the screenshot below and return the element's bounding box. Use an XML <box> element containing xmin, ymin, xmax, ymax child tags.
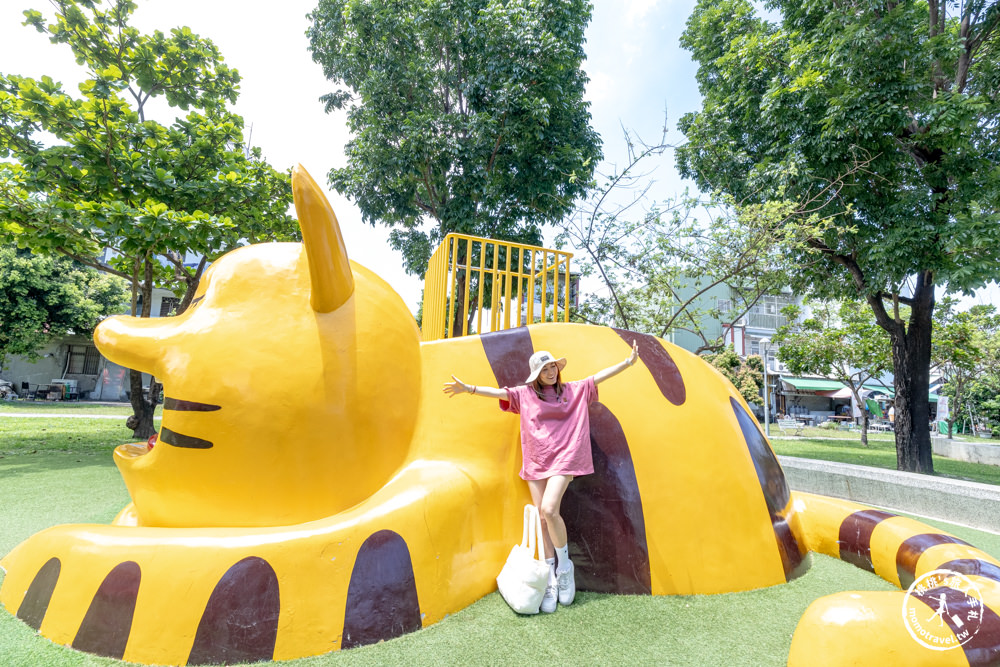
<box><xmin>443</xmin><ymin>341</ymin><xmax>639</xmax><ymax>612</ymax></box>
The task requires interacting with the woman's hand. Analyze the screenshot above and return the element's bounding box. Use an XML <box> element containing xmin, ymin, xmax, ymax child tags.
<box><xmin>443</xmin><ymin>375</ymin><xmax>473</xmax><ymax>397</ymax></box>
<box><xmin>626</xmin><ymin>339</ymin><xmax>639</xmax><ymax>366</ymax></box>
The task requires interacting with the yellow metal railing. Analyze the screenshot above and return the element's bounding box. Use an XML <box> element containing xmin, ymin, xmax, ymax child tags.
<box><xmin>422</xmin><ymin>233</ymin><xmax>574</xmax><ymax>341</ymax></box>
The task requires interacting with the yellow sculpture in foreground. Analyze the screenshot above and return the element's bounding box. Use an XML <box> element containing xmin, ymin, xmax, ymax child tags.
<box><xmin>2</xmin><ymin>167</ymin><xmax>999</xmax><ymax>665</ymax></box>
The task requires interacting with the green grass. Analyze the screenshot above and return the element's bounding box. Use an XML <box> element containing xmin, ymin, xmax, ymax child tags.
<box><xmin>2</xmin><ymin>417</ymin><xmax>1000</xmax><ymax>665</ymax></box>
<box><xmin>0</xmin><ymin>418</ymin><xmax>153</xmax><ymax>456</ymax></box>
<box><xmin>770</xmin><ymin>433</ymin><xmax>1000</xmax><ymax>485</ymax></box>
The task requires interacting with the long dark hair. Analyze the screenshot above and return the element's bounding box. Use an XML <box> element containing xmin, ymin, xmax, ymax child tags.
<box><xmin>532</xmin><ymin>371</ymin><xmax>564</xmax><ymax>401</ymax></box>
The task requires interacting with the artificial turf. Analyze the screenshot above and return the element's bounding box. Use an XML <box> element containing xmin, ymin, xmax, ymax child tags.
<box><xmin>1</xmin><ymin>415</ymin><xmax>999</xmax><ymax>665</ymax></box>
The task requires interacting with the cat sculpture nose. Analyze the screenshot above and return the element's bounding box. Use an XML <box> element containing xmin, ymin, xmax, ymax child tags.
<box><xmin>94</xmin><ymin>314</ymin><xmax>173</xmax><ymax>378</ymax></box>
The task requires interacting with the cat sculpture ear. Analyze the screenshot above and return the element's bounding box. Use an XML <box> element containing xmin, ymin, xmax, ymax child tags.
<box><xmin>292</xmin><ymin>164</ymin><xmax>355</xmax><ymax>313</ymax></box>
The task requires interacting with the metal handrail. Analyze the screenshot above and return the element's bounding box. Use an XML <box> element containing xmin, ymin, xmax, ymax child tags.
<box><xmin>421</xmin><ymin>233</ymin><xmax>574</xmax><ymax>341</ymax></box>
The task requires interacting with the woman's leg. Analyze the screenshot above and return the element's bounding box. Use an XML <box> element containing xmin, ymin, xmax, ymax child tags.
<box><xmin>527</xmin><ymin>478</ymin><xmax>556</xmax><ymax>560</ymax></box>
<box><xmin>529</xmin><ymin>475</ymin><xmax>573</xmax><ymax>553</ymax></box>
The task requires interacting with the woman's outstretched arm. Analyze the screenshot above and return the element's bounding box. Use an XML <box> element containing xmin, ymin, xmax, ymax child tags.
<box><xmin>592</xmin><ymin>339</ymin><xmax>639</xmax><ymax>386</ymax></box>
<box><xmin>442</xmin><ymin>375</ymin><xmax>510</xmax><ymax>400</ymax></box>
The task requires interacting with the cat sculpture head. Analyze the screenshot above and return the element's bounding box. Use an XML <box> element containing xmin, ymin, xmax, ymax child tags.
<box><xmin>94</xmin><ymin>166</ymin><xmax>422</xmax><ymax>528</ymax></box>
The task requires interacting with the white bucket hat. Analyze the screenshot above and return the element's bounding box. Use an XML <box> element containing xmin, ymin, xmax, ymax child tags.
<box><xmin>525</xmin><ymin>350</ymin><xmax>567</xmax><ymax>383</ymax></box>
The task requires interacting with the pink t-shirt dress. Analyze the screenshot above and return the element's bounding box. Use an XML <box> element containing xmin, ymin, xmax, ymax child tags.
<box><xmin>500</xmin><ymin>378</ymin><xmax>598</xmax><ymax>481</ymax></box>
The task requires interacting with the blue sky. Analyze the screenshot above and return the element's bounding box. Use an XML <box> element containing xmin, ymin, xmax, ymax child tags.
<box><xmin>2</xmin><ymin>0</ymin><xmax>995</xmax><ymax>311</ymax></box>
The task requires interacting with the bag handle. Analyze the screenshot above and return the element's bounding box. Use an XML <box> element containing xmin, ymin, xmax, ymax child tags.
<box><xmin>521</xmin><ymin>504</ymin><xmax>546</xmax><ymax>561</ymax></box>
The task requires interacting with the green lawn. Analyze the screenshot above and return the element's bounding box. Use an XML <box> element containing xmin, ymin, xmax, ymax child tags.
<box><xmin>0</xmin><ymin>418</ymin><xmax>156</xmax><ymax>456</ymax></box>
<box><xmin>1</xmin><ymin>415</ymin><xmax>999</xmax><ymax>665</ymax></box>
<box><xmin>770</xmin><ymin>432</ymin><xmax>1000</xmax><ymax>485</ymax></box>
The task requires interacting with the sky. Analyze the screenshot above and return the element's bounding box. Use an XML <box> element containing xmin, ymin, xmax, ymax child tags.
<box><xmin>1</xmin><ymin>0</ymin><xmax>996</xmax><ymax>313</ymax></box>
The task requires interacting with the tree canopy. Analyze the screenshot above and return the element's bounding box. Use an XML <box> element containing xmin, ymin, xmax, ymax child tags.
<box><xmin>0</xmin><ymin>247</ymin><xmax>129</xmax><ymax>369</ymax></box>
<box><xmin>558</xmin><ymin>127</ymin><xmax>839</xmax><ymax>352</ymax></box>
<box><xmin>307</xmin><ymin>0</ymin><xmax>603</xmax><ymax>277</ymax></box>
<box><xmin>0</xmin><ymin>0</ymin><xmax>298</xmax><ymax>436</ymax></box>
<box><xmin>677</xmin><ymin>0</ymin><xmax>1000</xmax><ymax>472</ymax></box>
<box><xmin>933</xmin><ymin>297</ymin><xmax>999</xmax><ymax>436</ymax></box>
<box><xmin>704</xmin><ymin>347</ymin><xmax>765</xmax><ymax>408</ymax></box>
<box><xmin>774</xmin><ymin>300</ymin><xmax>892</xmax><ymax>445</ymax></box>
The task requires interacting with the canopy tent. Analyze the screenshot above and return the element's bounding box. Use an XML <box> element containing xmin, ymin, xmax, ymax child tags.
<box><xmin>780</xmin><ymin>377</ymin><xmax>847</xmax><ymax>392</ymax></box>
<box><xmin>779</xmin><ymin>376</ymin><xmax>938</xmax><ymax>402</ymax></box>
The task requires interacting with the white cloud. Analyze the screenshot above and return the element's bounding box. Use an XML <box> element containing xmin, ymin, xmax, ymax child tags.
<box><xmin>624</xmin><ymin>0</ymin><xmax>660</xmax><ymax>24</ymax></box>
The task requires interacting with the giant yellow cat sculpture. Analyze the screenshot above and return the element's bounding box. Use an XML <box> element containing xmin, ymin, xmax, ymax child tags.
<box><xmin>2</xmin><ymin>167</ymin><xmax>999</xmax><ymax>665</ymax></box>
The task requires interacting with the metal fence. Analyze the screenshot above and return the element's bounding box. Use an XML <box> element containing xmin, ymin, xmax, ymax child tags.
<box><xmin>421</xmin><ymin>233</ymin><xmax>574</xmax><ymax>341</ymax></box>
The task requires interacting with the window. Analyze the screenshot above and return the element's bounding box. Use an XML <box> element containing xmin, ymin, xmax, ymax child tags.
<box><xmin>67</xmin><ymin>345</ymin><xmax>101</xmax><ymax>375</ymax></box>
<box><xmin>717</xmin><ymin>299</ymin><xmax>731</xmax><ymax>314</ymax></box>
<box><xmin>159</xmin><ymin>297</ymin><xmax>180</xmax><ymax>317</ymax></box>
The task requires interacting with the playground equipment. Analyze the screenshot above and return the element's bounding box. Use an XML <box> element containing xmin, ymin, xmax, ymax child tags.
<box><xmin>2</xmin><ymin>166</ymin><xmax>999</xmax><ymax>665</ymax></box>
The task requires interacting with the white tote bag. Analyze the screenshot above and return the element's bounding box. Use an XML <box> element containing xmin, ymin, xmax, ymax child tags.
<box><xmin>496</xmin><ymin>504</ymin><xmax>551</xmax><ymax>614</ymax></box>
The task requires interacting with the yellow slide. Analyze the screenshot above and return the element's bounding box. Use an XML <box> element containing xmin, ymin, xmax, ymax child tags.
<box><xmin>2</xmin><ymin>167</ymin><xmax>997</xmax><ymax>665</ymax></box>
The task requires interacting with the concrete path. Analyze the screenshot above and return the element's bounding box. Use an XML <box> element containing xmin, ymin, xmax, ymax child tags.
<box><xmin>0</xmin><ymin>413</ymin><xmax>159</xmax><ymax>419</ymax></box>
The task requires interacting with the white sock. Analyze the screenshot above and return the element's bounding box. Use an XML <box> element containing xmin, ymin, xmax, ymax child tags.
<box><xmin>546</xmin><ymin>558</ymin><xmax>557</xmax><ymax>584</ymax></box>
<box><xmin>556</xmin><ymin>545</ymin><xmax>571</xmax><ymax>572</ymax></box>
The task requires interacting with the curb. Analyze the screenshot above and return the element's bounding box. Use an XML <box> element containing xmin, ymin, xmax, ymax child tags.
<box><xmin>779</xmin><ymin>455</ymin><xmax>1000</xmax><ymax>534</ymax></box>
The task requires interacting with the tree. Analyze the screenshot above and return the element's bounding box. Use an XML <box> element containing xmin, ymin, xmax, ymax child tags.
<box><xmin>933</xmin><ymin>297</ymin><xmax>999</xmax><ymax>437</ymax></box>
<box><xmin>677</xmin><ymin>0</ymin><xmax>1000</xmax><ymax>472</ymax></box>
<box><xmin>307</xmin><ymin>0</ymin><xmax>602</xmax><ymax>335</ymax></box>
<box><xmin>0</xmin><ymin>247</ymin><xmax>129</xmax><ymax>370</ymax></box>
<box><xmin>704</xmin><ymin>347</ymin><xmax>765</xmax><ymax>408</ymax></box>
<box><xmin>774</xmin><ymin>301</ymin><xmax>892</xmax><ymax>446</ymax></box>
<box><xmin>559</xmin><ymin>126</ymin><xmax>840</xmax><ymax>352</ymax></box>
<box><xmin>0</xmin><ymin>0</ymin><xmax>297</xmax><ymax>437</ymax></box>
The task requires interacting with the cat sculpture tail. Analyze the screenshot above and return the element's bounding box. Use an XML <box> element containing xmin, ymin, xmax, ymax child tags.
<box><xmin>788</xmin><ymin>491</ymin><xmax>1000</xmax><ymax>666</ymax></box>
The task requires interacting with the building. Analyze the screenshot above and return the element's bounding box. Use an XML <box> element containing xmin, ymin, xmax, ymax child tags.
<box><xmin>2</xmin><ymin>288</ymin><xmax>178</xmax><ymax>401</ymax></box>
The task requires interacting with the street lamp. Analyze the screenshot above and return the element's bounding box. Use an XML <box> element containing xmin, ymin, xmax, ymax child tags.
<box><xmin>760</xmin><ymin>337</ymin><xmax>771</xmax><ymax>437</ymax></box>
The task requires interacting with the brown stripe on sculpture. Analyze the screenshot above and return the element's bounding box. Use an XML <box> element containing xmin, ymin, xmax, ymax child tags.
<box><xmin>838</xmin><ymin>509</ymin><xmax>897</xmax><ymax>573</ymax></box>
<box><xmin>159</xmin><ymin>427</ymin><xmax>213</xmax><ymax>449</ymax></box>
<box><xmin>163</xmin><ymin>397</ymin><xmax>221</xmax><ymax>412</ymax></box>
<box><xmin>187</xmin><ymin>557</ymin><xmax>280</xmax><ymax>665</ymax></box>
<box><xmin>896</xmin><ymin>534</ymin><xmax>972</xmax><ymax>588</ymax></box>
<box><xmin>729</xmin><ymin>397</ymin><xmax>805</xmax><ymax>579</ymax></box>
<box><xmin>613</xmin><ymin>328</ymin><xmax>685</xmax><ymax>405</ymax></box>
<box><xmin>15</xmin><ymin>557</ymin><xmax>60</xmax><ymax>630</ymax></box>
<box><xmin>71</xmin><ymin>561</ymin><xmax>141</xmax><ymax>659</ymax></box>
<box><xmin>480</xmin><ymin>327</ymin><xmax>534</xmax><ymax>389</ymax></box>
<box><xmin>938</xmin><ymin>559</ymin><xmax>1000</xmax><ymax>585</ymax></box>
<box><xmin>912</xmin><ymin>585</ymin><xmax>1000</xmax><ymax>665</ymax></box>
<box><xmin>342</xmin><ymin>530</ymin><xmax>422</xmax><ymax>649</ymax></box>
<box><xmin>562</xmin><ymin>402</ymin><xmax>651</xmax><ymax>594</ymax></box>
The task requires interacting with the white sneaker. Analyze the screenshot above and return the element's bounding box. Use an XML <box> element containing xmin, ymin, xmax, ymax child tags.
<box><xmin>540</xmin><ymin>582</ymin><xmax>558</xmax><ymax>613</ymax></box>
<box><xmin>557</xmin><ymin>563</ymin><xmax>575</xmax><ymax>605</ymax></box>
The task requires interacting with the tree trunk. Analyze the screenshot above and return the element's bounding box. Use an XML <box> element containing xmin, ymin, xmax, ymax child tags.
<box><xmin>127</xmin><ymin>258</ymin><xmax>160</xmax><ymax>440</ymax></box>
<box><xmin>450</xmin><ymin>270</ymin><xmax>468</xmax><ymax>338</ymax></box>
<box><xmin>865</xmin><ymin>272</ymin><xmax>935</xmax><ymax>473</ymax></box>
<box><xmin>127</xmin><ymin>369</ymin><xmax>159</xmax><ymax>439</ymax></box>
<box><xmin>859</xmin><ymin>411</ymin><xmax>869</xmax><ymax>447</ymax></box>
<box><xmin>889</xmin><ymin>282</ymin><xmax>935</xmax><ymax>473</ymax></box>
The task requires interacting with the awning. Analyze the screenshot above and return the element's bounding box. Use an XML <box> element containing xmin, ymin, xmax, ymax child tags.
<box><xmin>781</xmin><ymin>377</ymin><xmax>847</xmax><ymax>392</ymax></box>
<box><xmin>818</xmin><ymin>387</ymin><xmax>854</xmax><ymax>399</ymax></box>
